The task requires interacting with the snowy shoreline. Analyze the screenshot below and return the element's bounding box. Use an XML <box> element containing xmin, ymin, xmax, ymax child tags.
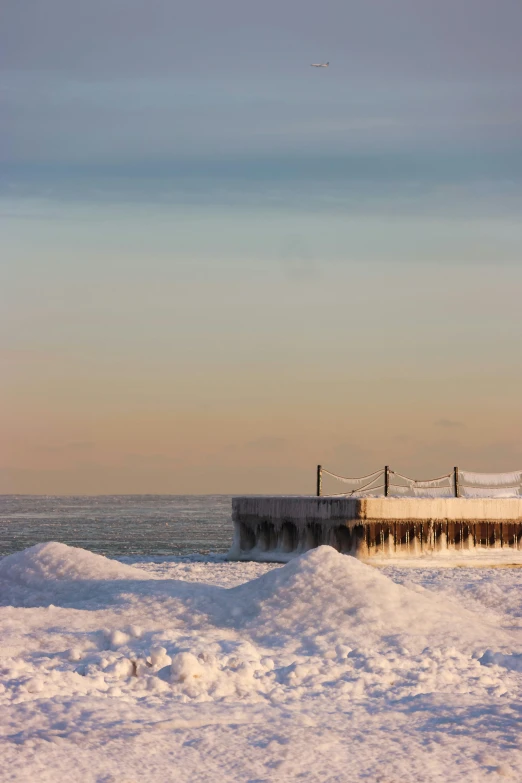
<box><xmin>1</xmin><ymin>542</ymin><xmax>522</xmax><ymax>781</ymax></box>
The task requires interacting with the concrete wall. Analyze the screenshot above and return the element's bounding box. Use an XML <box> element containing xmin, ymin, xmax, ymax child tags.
<box><xmin>229</xmin><ymin>496</ymin><xmax>522</xmax><ymax>561</ymax></box>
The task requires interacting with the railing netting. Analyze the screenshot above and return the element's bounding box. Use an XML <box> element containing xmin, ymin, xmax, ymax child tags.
<box><xmin>318</xmin><ymin>466</ymin><xmax>522</xmax><ymax>498</ymax></box>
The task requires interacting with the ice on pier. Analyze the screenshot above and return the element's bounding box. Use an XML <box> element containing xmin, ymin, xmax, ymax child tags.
<box><xmin>231</xmin><ymin>495</ymin><xmax>522</xmax><ymax>562</ymax></box>
<box><xmin>460</xmin><ymin>470</ymin><xmax>522</xmax><ymax>487</ymax></box>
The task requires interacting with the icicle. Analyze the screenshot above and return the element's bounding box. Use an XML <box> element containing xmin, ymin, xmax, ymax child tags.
<box><xmin>459</xmin><ymin>470</ymin><xmax>522</xmax><ymax>487</ymax></box>
<box><xmin>412</xmin><ymin>487</ymin><xmax>453</xmax><ymax>498</ymax></box>
<box><xmin>412</xmin><ymin>477</ymin><xmax>452</xmax><ymax>489</ymax></box>
<box><xmin>460</xmin><ymin>486</ymin><xmax>521</xmax><ymax>498</ymax></box>
<box><xmin>390</xmin><ymin>471</ymin><xmax>452</xmax><ymax>489</ymax></box>
<box><xmin>321</xmin><ymin>469</ymin><xmax>383</xmax><ymax>488</ymax></box>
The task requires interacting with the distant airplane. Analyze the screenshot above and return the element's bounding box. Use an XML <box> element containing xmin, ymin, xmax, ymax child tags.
<box><xmin>311</xmin><ymin>62</ymin><xmax>329</xmax><ymax>67</ymax></box>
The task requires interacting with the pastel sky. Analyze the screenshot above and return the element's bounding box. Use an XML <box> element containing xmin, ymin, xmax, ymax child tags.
<box><xmin>2</xmin><ymin>0</ymin><xmax>522</xmax><ymax>494</ymax></box>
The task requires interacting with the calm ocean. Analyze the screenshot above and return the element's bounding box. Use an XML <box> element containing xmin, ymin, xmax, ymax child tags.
<box><xmin>0</xmin><ymin>495</ymin><xmax>234</xmax><ymax>557</ymax></box>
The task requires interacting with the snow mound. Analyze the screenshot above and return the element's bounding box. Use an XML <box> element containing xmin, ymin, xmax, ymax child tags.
<box><xmin>231</xmin><ymin>546</ymin><xmax>499</xmax><ymax>650</ymax></box>
<box><xmin>0</xmin><ymin>542</ymin><xmax>149</xmax><ymax>586</ymax></box>
<box><xmin>479</xmin><ymin>649</ymin><xmax>522</xmax><ymax>673</ymax></box>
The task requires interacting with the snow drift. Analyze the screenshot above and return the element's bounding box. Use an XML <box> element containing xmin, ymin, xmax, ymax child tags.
<box><xmin>0</xmin><ymin>541</ymin><xmax>150</xmax><ymax>586</ymax></box>
<box><xmin>2</xmin><ymin>543</ymin><xmax>522</xmax><ymax>782</ymax></box>
<box><xmin>0</xmin><ymin>543</ymin><xmax>508</xmax><ymax>651</ymax></box>
<box><xmin>230</xmin><ymin>546</ymin><xmax>508</xmax><ymax>653</ymax></box>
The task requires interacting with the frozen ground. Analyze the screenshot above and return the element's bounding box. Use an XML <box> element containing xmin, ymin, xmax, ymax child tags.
<box><xmin>1</xmin><ymin>544</ymin><xmax>522</xmax><ymax>782</ymax></box>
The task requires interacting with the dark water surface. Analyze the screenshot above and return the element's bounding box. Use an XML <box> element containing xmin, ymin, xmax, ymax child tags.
<box><xmin>0</xmin><ymin>495</ymin><xmax>234</xmax><ymax>557</ymax></box>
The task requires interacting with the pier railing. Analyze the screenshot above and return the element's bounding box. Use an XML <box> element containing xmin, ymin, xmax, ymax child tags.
<box><xmin>317</xmin><ymin>465</ymin><xmax>522</xmax><ymax>499</ymax></box>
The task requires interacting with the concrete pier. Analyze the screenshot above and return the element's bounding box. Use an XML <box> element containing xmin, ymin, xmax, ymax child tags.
<box><xmin>228</xmin><ymin>496</ymin><xmax>522</xmax><ymax>561</ymax></box>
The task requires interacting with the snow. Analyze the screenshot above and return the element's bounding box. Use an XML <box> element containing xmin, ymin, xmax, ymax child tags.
<box><xmin>460</xmin><ymin>487</ymin><xmax>521</xmax><ymax>498</ymax></box>
<box><xmin>323</xmin><ymin>469</ymin><xmax>522</xmax><ymax>497</ymax></box>
<box><xmin>2</xmin><ymin>544</ymin><xmax>522</xmax><ymax>781</ymax></box>
<box><xmin>390</xmin><ymin>485</ymin><xmax>454</xmax><ymax>497</ymax></box>
<box><xmin>0</xmin><ymin>542</ymin><xmax>149</xmax><ymax>586</ymax></box>
<box><xmin>460</xmin><ymin>471</ymin><xmax>522</xmax><ymax>488</ymax></box>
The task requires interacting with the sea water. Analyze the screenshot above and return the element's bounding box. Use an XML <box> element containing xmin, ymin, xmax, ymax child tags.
<box><xmin>0</xmin><ymin>495</ymin><xmax>234</xmax><ymax>557</ymax></box>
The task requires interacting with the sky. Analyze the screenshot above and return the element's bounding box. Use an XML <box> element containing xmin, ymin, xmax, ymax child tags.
<box><xmin>2</xmin><ymin>0</ymin><xmax>522</xmax><ymax>494</ymax></box>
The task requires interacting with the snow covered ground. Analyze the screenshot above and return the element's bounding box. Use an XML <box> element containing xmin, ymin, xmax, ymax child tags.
<box><xmin>1</xmin><ymin>544</ymin><xmax>522</xmax><ymax>782</ymax></box>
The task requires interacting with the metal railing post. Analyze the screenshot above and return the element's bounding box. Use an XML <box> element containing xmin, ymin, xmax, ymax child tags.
<box><xmin>316</xmin><ymin>465</ymin><xmax>322</xmax><ymax>497</ymax></box>
<box><xmin>454</xmin><ymin>466</ymin><xmax>459</xmax><ymax>498</ymax></box>
<box><xmin>384</xmin><ymin>466</ymin><xmax>390</xmax><ymax>497</ymax></box>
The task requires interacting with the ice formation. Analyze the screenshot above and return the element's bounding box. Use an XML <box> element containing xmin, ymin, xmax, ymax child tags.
<box><xmin>322</xmin><ymin>467</ymin><xmax>522</xmax><ymax>498</ymax></box>
<box><xmin>231</xmin><ymin>496</ymin><xmax>522</xmax><ymax>562</ymax></box>
<box><xmin>460</xmin><ymin>470</ymin><xmax>522</xmax><ymax>487</ymax></box>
